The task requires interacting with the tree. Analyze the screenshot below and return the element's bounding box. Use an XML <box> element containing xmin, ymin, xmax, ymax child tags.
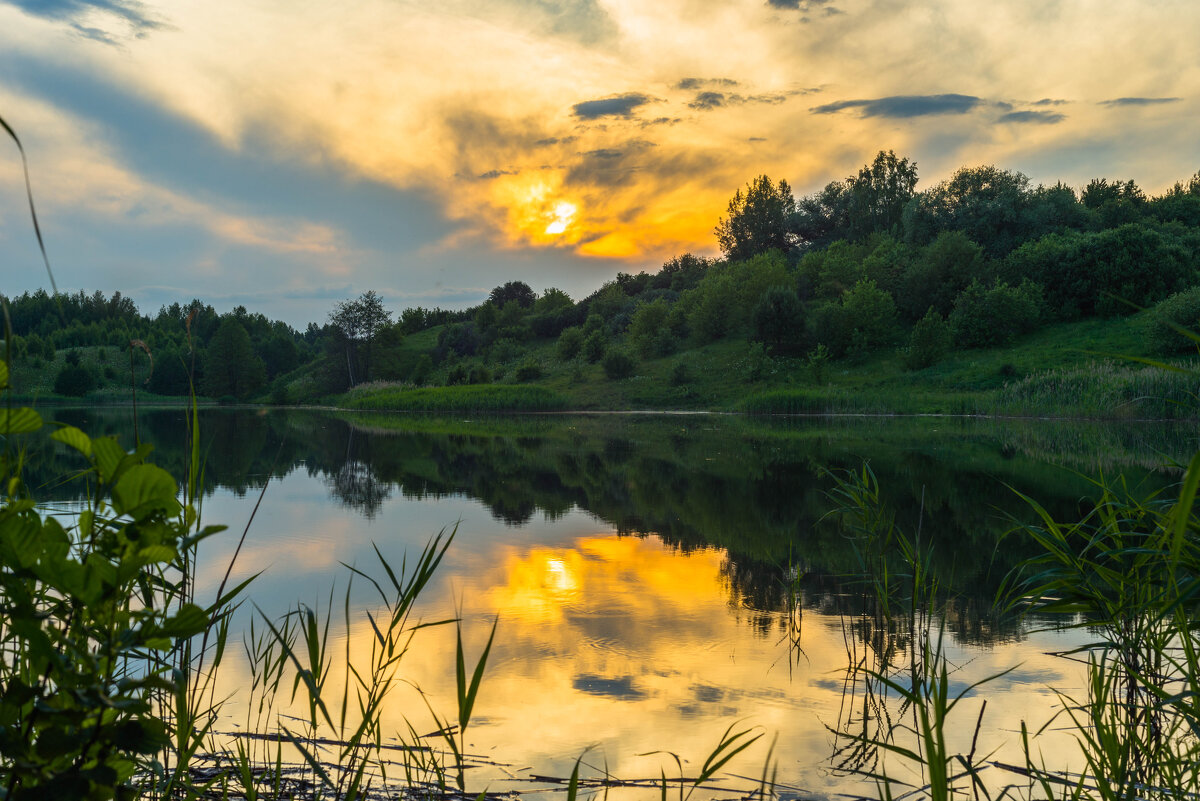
<box><xmin>714</xmin><ymin>175</ymin><xmax>798</xmax><ymax>260</ymax></box>
<box><xmin>329</xmin><ymin>291</ymin><xmax>391</xmax><ymax>385</ymax></box>
<box><xmin>488</xmin><ymin>281</ymin><xmax>536</xmax><ymax>309</ymax></box>
<box><xmin>845</xmin><ymin>150</ymin><xmax>919</xmax><ymax>239</ymax></box>
<box><xmin>201</xmin><ymin>318</ymin><xmax>266</xmax><ymax>400</ymax></box>
<box><xmin>751</xmin><ymin>286</ymin><xmax>805</xmax><ymax>354</ymax></box>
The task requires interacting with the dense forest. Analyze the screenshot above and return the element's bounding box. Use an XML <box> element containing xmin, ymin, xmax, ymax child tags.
<box><xmin>5</xmin><ymin>150</ymin><xmax>1200</xmax><ymax>406</ymax></box>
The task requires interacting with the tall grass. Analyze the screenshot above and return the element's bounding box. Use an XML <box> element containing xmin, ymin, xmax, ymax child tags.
<box><xmin>995</xmin><ymin>359</ymin><xmax>1200</xmax><ymax>419</ymax></box>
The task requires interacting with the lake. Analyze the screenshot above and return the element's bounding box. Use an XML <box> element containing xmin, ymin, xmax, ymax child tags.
<box><xmin>33</xmin><ymin>407</ymin><xmax>1200</xmax><ymax>799</ymax></box>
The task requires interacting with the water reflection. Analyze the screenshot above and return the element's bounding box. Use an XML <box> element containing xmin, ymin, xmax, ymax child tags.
<box><xmin>25</xmin><ymin>407</ymin><xmax>1191</xmax><ymax>796</ymax></box>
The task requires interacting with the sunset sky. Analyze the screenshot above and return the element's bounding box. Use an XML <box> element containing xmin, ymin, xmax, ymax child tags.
<box><xmin>1</xmin><ymin>0</ymin><xmax>1198</xmax><ymax>325</ymax></box>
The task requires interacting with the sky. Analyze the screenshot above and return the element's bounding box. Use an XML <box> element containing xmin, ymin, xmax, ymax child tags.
<box><xmin>1</xmin><ymin>0</ymin><xmax>1198</xmax><ymax>327</ymax></box>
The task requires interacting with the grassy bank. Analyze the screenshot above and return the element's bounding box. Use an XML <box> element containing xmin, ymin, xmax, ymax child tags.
<box><xmin>330</xmin><ymin>312</ymin><xmax>1200</xmax><ymax>419</ymax></box>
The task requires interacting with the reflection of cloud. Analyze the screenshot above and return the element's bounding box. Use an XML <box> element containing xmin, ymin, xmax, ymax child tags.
<box><xmin>999</xmin><ymin>110</ymin><xmax>1066</xmax><ymax>125</ymax></box>
<box><xmin>813</xmin><ymin>94</ymin><xmax>984</xmax><ymax>118</ymax></box>
<box><xmin>573</xmin><ymin>674</ymin><xmax>647</xmax><ymax>700</ymax></box>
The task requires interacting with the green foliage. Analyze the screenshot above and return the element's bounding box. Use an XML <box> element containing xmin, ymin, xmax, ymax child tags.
<box><xmin>468</xmin><ymin>364</ymin><xmax>493</xmax><ymax>384</ymax></box>
<box><xmin>714</xmin><ymin>175</ymin><xmax>798</xmax><ymax>260</ymax></box>
<box><xmin>446</xmin><ymin>363</ymin><xmax>468</xmax><ymax>386</ymax></box>
<box><xmin>602</xmin><ymin>348</ymin><xmax>636</xmax><ymax>379</ymax></box>
<box><xmin>669</xmin><ymin>359</ymin><xmax>693</xmax><ymax>386</ymax></box>
<box><xmin>902</xmin><ymin>308</ymin><xmax>953</xmax><ymax>370</ymax></box>
<box><xmin>53</xmin><ymin>362</ymin><xmax>96</xmax><ymax>396</ymax></box>
<box><xmin>1146</xmin><ymin>286</ymin><xmax>1200</xmax><ymax>354</ymax></box>
<box><xmin>0</xmin><ymin>391</ymin><xmax>237</xmax><ymax>800</ymax></box>
<box><xmin>898</xmin><ymin>230</ymin><xmax>987</xmax><ymax>320</ymax></box>
<box><xmin>629</xmin><ymin>298</ymin><xmax>672</xmax><ymax>357</ymax></box>
<box><xmin>948</xmin><ymin>279</ymin><xmax>1043</xmax><ymax>348</ymax></box>
<box><xmin>513</xmin><ymin>359</ymin><xmax>541</xmax><ymax>382</ymax></box>
<box><xmin>410</xmin><ymin>353</ymin><xmax>433</xmax><ymax>385</ymax></box>
<box><xmin>582</xmin><ymin>330</ymin><xmax>607</xmax><ymax>363</ymax></box>
<box><xmin>556</xmin><ymin>326</ymin><xmax>584</xmax><ymax>361</ymax></box>
<box><xmin>841</xmin><ymin>277</ymin><xmax>898</xmax><ymax>354</ymax></box>
<box><xmin>201</xmin><ymin>318</ymin><xmax>266</xmax><ymax>400</ymax></box>
<box><xmin>752</xmin><ymin>286</ymin><xmax>804</xmax><ymax>354</ymax></box>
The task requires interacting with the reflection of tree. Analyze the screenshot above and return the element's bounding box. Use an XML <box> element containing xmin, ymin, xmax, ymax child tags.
<box><xmin>327</xmin><ymin>459</ymin><xmax>391</xmax><ymax>519</ymax></box>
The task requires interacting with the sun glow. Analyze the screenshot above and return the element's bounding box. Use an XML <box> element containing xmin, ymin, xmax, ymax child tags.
<box><xmin>544</xmin><ymin>201</ymin><xmax>576</xmax><ymax>236</ymax></box>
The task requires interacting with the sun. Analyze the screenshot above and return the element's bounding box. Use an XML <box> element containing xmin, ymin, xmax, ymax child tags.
<box><xmin>544</xmin><ymin>201</ymin><xmax>577</xmax><ymax>236</ymax></box>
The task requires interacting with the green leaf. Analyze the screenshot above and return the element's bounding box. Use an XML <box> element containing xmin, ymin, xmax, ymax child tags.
<box><xmin>52</xmin><ymin>425</ymin><xmax>93</xmax><ymax>457</ymax></box>
<box><xmin>159</xmin><ymin>602</ymin><xmax>209</xmax><ymax>638</ymax></box>
<box><xmin>92</xmin><ymin>436</ymin><xmax>126</xmax><ymax>483</ymax></box>
<box><xmin>0</xmin><ymin>406</ymin><xmax>41</xmax><ymax>435</ymax></box>
<box><xmin>137</xmin><ymin>544</ymin><xmax>178</xmax><ymax>565</ymax></box>
<box><xmin>112</xmin><ymin>464</ymin><xmax>179</xmax><ymax>519</ymax></box>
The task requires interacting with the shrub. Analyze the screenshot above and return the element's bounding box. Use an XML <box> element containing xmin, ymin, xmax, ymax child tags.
<box><xmin>752</xmin><ymin>286</ymin><xmax>805</xmax><ymax>355</ymax></box>
<box><xmin>902</xmin><ymin>308</ymin><xmax>953</xmax><ymax>370</ymax></box>
<box><xmin>949</xmin><ymin>279</ymin><xmax>1042</xmax><ymax>348</ymax></box>
<box><xmin>556</xmin><ymin>326</ymin><xmax>584</xmax><ymax>360</ymax></box>
<box><xmin>65</xmin><ymin>348</ymin><xmax>81</xmax><ymax>366</ymax></box>
<box><xmin>583</xmin><ymin>330</ymin><xmax>607</xmax><ymax>363</ymax></box>
<box><xmin>446</xmin><ymin>364</ymin><xmax>469</xmax><ymax>385</ymax></box>
<box><xmin>1145</xmin><ymin>286</ymin><xmax>1200</xmax><ymax>354</ymax></box>
<box><xmin>53</xmin><ymin>363</ymin><xmax>95</xmax><ymax>396</ymax></box>
<box><xmin>602</xmin><ymin>348</ymin><xmax>636</xmax><ymax>379</ymax></box>
<box><xmin>513</xmin><ymin>359</ymin><xmax>541</xmax><ymax>382</ymax></box>
<box><xmin>468</xmin><ymin>365</ymin><xmax>493</xmax><ymax>384</ymax></box>
<box><xmin>669</xmin><ymin>359</ymin><xmax>692</xmax><ymax>386</ymax></box>
<box><xmin>410</xmin><ymin>354</ymin><xmax>433</xmax><ymax>385</ymax></box>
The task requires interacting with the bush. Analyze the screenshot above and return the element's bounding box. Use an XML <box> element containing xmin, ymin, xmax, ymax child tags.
<box><xmin>556</xmin><ymin>327</ymin><xmax>584</xmax><ymax>361</ymax></box>
<box><xmin>53</xmin><ymin>363</ymin><xmax>95</xmax><ymax>396</ymax></box>
<box><xmin>490</xmin><ymin>337</ymin><xmax>522</xmax><ymax>364</ymax></box>
<box><xmin>1146</xmin><ymin>286</ymin><xmax>1200</xmax><ymax>354</ymax></box>
<box><xmin>410</xmin><ymin>354</ymin><xmax>433</xmax><ymax>385</ymax></box>
<box><xmin>468</xmin><ymin>365</ymin><xmax>493</xmax><ymax>384</ymax></box>
<box><xmin>948</xmin><ymin>279</ymin><xmax>1042</xmax><ymax>348</ymax></box>
<box><xmin>446</xmin><ymin>364</ymin><xmax>469</xmax><ymax>385</ymax></box>
<box><xmin>583</xmin><ymin>330</ymin><xmax>607</xmax><ymax>363</ymax></box>
<box><xmin>513</xmin><ymin>360</ymin><xmax>541</xmax><ymax>382</ymax></box>
<box><xmin>602</xmin><ymin>348</ymin><xmax>636</xmax><ymax>379</ymax></box>
<box><xmin>902</xmin><ymin>308</ymin><xmax>953</xmax><ymax>370</ymax></box>
<box><xmin>64</xmin><ymin>348</ymin><xmax>81</xmax><ymax>366</ymax></box>
<box><xmin>669</xmin><ymin>359</ymin><xmax>693</xmax><ymax>386</ymax></box>
<box><xmin>752</xmin><ymin>286</ymin><xmax>805</xmax><ymax>354</ymax></box>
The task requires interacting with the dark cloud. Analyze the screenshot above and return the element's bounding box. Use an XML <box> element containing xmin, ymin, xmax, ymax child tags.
<box><xmin>572</xmin><ymin>674</ymin><xmax>646</xmax><ymax>700</ymax></box>
<box><xmin>534</xmin><ymin>136</ymin><xmax>577</xmax><ymax>146</ymax></box>
<box><xmin>476</xmin><ymin>169</ymin><xmax>518</xmax><ymax>180</ymax></box>
<box><xmin>766</xmin><ymin>0</ymin><xmax>841</xmax><ymax>14</ymax></box>
<box><xmin>1032</xmin><ymin>98</ymin><xmax>1070</xmax><ymax>106</ymax></box>
<box><xmin>70</xmin><ymin>23</ymin><xmax>119</xmax><ymax>45</ymax></box>
<box><xmin>640</xmin><ymin>116</ymin><xmax>680</xmax><ymax>127</ymax></box>
<box><xmin>565</xmin><ymin>139</ymin><xmax>656</xmax><ymax>187</ymax></box>
<box><xmin>748</xmin><ymin>136</ymin><xmax>767</xmax><ymax>142</ymax></box>
<box><xmin>675</xmin><ymin>77</ymin><xmax>740</xmax><ymax>91</ymax></box>
<box><xmin>999</xmin><ymin>110</ymin><xmax>1066</xmax><ymax>125</ymax></box>
<box><xmin>1099</xmin><ymin>96</ymin><xmax>1181</xmax><ymax>107</ymax></box>
<box><xmin>689</xmin><ymin>92</ymin><xmax>787</xmax><ymax>111</ymax></box>
<box><xmin>571</xmin><ymin>92</ymin><xmax>654</xmax><ymax>119</ymax></box>
<box><xmin>688</xmin><ymin>91</ymin><xmax>727</xmax><ymax>110</ymax></box>
<box><xmin>6</xmin><ymin>0</ymin><xmax>164</xmax><ymax>36</ymax></box>
<box><xmin>812</xmin><ymin>93</ymin><xmax>983</xmax><ymax>118</ymax></box>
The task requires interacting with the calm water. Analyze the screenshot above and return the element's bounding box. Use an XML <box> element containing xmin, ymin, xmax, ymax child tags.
<box><xmin>32</xmin><ymin>407</ymin><xmax>1200</xmax><ymax>798</ymax></box>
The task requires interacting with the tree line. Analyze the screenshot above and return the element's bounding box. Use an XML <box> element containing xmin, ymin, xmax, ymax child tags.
<box><xmin>6</xmin><ymin>150</ymin><xmax>1200</xmax><ymax>400</ymax></box>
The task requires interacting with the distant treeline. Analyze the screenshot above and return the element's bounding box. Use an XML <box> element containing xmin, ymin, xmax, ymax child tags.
<box><xmin>5</xmin><ymin>150</ymin><xmax>1200</xmax><ymax>401</ymax></box>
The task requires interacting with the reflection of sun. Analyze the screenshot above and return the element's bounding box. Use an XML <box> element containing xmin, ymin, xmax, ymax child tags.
<box><xmin>544</xmin><ymin>201</ymin><xmax>576</xmax><ymax>235</ymax></box>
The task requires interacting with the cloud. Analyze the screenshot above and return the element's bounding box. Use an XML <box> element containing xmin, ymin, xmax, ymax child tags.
<box><xmin>998</xmin><ymin>110</ymin><xmax>1066</xmax><ymax>125</ymax></box>
<box><xmin>675</xmin><ymin>77</ymin><xmax>739</xmax><ymax>91</ymax></box>
<box><xmin>5</xmin><ymin>0</ymin><xmax>164</xmax><ymax>36</ymax></box>
<box><xmin>688</xmin><ymin>92</ymin><xmax>788</xmax><ymax>111</ymax></box>
<box><xmin>688</xmin><ymin>91</ymin><xmax>728</xmax><ymax>110</ymax></box>
<box><xmin>812</xmin><ymin>93</ymin><xmax>984</xmax><ymax>118</ymax></box>
<box><xmin>1099</xmin><ymin>96</ymin><xmax>1182</xmax><ymax>107</ymax></box>
<box><xmin>766</xmin><ymin>0</ymin><xmax>832</xmax><ymax>9</ymax></box>
<box><xmin>571</xmin><ymin>92</ymin><xmax>654</xmax><ymax>119</ymax></box>
<box><xmin>565</xmin><ymin>139</ymin><xmax>657</xmax><ymax>187</ymax></box>
<box><xmin>1032</xmin><ymin>98</ymin><xmax>1070</xmax><ymax>106</ymax></box>
<box><xmin>476</xmin><ymin>169</ymin><xmax>518</xmax><ymax>180</ymax></box>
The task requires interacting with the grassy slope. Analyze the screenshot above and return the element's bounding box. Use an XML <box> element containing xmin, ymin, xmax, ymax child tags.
<box><xmin>6</xmin><ymin>345</ymin><xmax>194</xmax><ymax>404</ymax></box>
<box><xmin>337</xmin><ymin>311</ymin><xmax>1200</xmax><ymax>417</ymax></box>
